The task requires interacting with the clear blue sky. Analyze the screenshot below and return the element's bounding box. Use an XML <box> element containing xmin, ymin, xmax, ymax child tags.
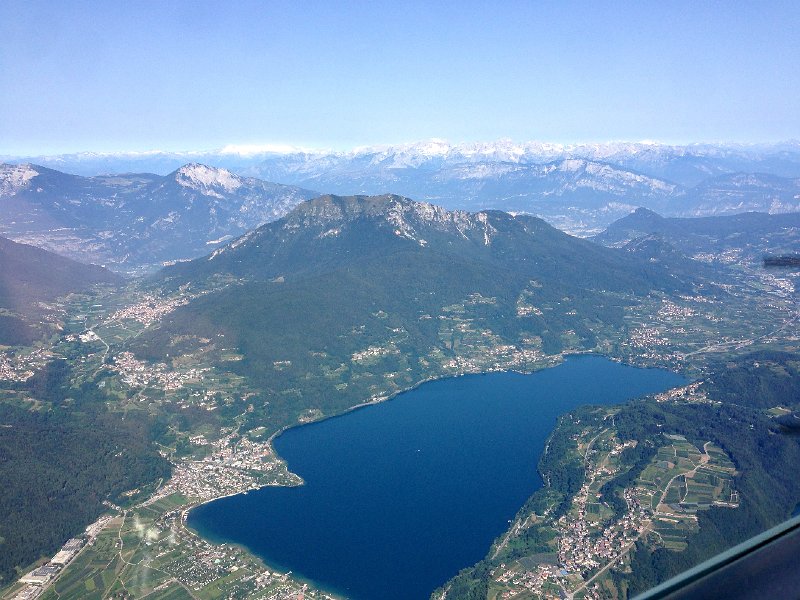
<box><xmin>1</xmin><ymin>0</ymin><xmax>798</xmax><ymax>154</ymax></box>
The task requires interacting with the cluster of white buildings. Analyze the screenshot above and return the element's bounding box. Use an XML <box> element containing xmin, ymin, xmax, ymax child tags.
<box><xmin>352</xmin><ymin>344</ymin><xmax>399</xmax><ymax>363</ymax></box>
<box><xmin>627</xmin><ymin>326</ymin><xmax>670</xmax><ymax>348</ymax></box>
<box><xmin>0</xmin><ymin>348</ymin><xmax>52</xmax><ymax>382</ymax></box>
<box><xmin>489</xmin><ymin>436</ymin><xmax>653</xmax><ymax>599</ymax></box>
<box><xmin>657</xmin><ymin>300</ymin><xmax>697</xmax><ymax>320</ymax></box>
<box><xmin>107</xmin><ymin>294</ymin><xmax>188</xmax><ymax>326</ymax></box>
<box><xmin>441</xmin><ymin>344</ymin><xmax>548</xmax><ymax>373</ymax></box>
<box><xmin>111</xmin><ymin>351</ymin><xmax>207</xmax><ymax>391</ymax></box>
<box><xmin>517</xmin><ymin>304</ymin><xmax>544</xmax><ymax>317</ymax></box>
<box><xmin>0</xmin><ymin>353</ymin><xmax>33</xmax><ymax>382</ymax></box>
<box><xmin>654</xmin><ymin>382</ymin><xmax>706</xmax><ymax>403</ymax></box>
<box><xmin>152</xmin><ymin>510</ymin><xmax>325</xmax><ymax>600</ymax></box>
<box><xmin>555</xmin><ymin>453</ymin><xmax>648</xmax><ymax>576</ymax></box>
<box><xmin>758</xmin><ymin>272</ymin><xmax>795</xmax><ymax>296</ymax></box>
<box><xmin>154</xmin><ymin>433</ymin><xmax>295</xmax><ymax>503</ymax></box>
<box><xmin>156</xmin><ymin>460</ymin><xmax>263</xmax><ymax>502</ymax></box>
<box><xmin>494</xmin><ymin>562</ymin><xmax>561</xmax><ymax>598</ymax></box>
<box><xmin>691</xmin><ymin>249</ymin><xmax>742</xmax><ymax>265</ymax></box>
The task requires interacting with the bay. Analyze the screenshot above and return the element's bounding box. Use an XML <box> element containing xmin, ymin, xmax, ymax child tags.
<box><xmin>188</xmin><ymin>355</ymin><xmax>686</xmax><ymax>599</ymax></box>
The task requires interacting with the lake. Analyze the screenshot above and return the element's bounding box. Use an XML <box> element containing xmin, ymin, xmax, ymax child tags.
<box><xmin>188</xmin><ymin>355</ymin><xmax>686</xmax><ymax>599</ymax></box>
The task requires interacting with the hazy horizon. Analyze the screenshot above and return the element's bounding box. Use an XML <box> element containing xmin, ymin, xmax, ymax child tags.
<box><xmin>4</xmin><ymin>137</ymin><xmax>800</xmax><ymax>160</ymax></box>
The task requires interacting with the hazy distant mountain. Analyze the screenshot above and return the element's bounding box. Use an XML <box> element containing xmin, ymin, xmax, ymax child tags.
<box><xmin>247</xmin><ymin>156</ymin><xmax>680</xmax><ymax>220</ymax></box>
<box><xmin>0</xmin><ymin>236</ymin><xmax>120</xmax><ymax>344</ymax></box>
<box><xmin>6</xmin><ymin>140</ymin><xmax>800</xmax><ymax>236</ymax></box>
<box><xmin>594</xmin><ymin>208</ymin><xmax>800</xmax><ymax>264</ymax></box>
<box><xmin>590</xmin><ymin>141</ymin><xmax>800</xmax><ymax>186</ymax></box>
<box><xmin>8</xmin><ymin>140</ymin><xmax>800</xmax><ymax>183</ymax></box>
<box><xmin>0</xmin><ymin>163</ymin><xmax>317</xmax><ymax>272</ymax></box>
<box><xmin>137</xmin><ymin>194</ymin><xmax>706</xmax><ymax>432</ymax></box>
<box><xmin>237</xmin><ymin>140</ymin><xmax>800</xmax><ymax>189</ymax></box>
<box><xmin>235</xmin><ymin>144</ymin><xmax>800</xmax><ymax>232</ymax></box>
<box><xmin>678</xmin><ymin>172</ymin><xmax>800</xmax><ymax>216</ymax></box>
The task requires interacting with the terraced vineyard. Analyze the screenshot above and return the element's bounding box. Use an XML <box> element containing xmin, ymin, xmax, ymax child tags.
<box><xmin>637</xmin><ymin>437</ymin><xmax>738</xmax><ymax>552</ymax></box>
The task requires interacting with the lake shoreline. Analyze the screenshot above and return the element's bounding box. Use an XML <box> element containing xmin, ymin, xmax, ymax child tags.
<box><xmin>188</xmin><ymin>355</ymin><xmax>687</xmax><ymax>600</ymax></box>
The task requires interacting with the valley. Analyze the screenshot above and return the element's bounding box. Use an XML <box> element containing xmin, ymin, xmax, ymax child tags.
<box><xmin>0</xmin><ymin>164</ymin><xmax>317</xmax><ymax>273</ymax></box>
<box><xmin>5</xmin><ymin>1</ymin><xmax>800</xmax><ymax>597</ymax></box>
<box><xmin>0</xmin><ymin>196</ymin><xmax>798</xmax><ymax>600</ymax></box>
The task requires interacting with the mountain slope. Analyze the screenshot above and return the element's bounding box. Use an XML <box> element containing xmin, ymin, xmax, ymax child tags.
<box><xmin>136</xmin><ymin>195</ymin><xmax>707</xmax><ymax>433</ymax></box>
<box><xmin>594</xmin><ymin>208</ymin><xmax>800</xmax><ymax>262</ymax></box>
<box><xmin>239</xmin><ymin>155</ymin><xmax>682</xmax><ymax>234</ymax></box>
<box><xmin>164</xmin><ymin>193</ymin><xmax>686</xmax><ymax>284</ymax></box>
<box><xmin>679</xmin><ymin>172</ymin><xmax>800</xmax><ymax>215</ymax></box>
<box><xmin>0</xmin><ymin>163</ymin><xmax>318</xmax><ymax>272</ymax></box>
<box><xmin>0</xmin><ymin>236</ymin><xmax>120</xmax><ymax>344</ymax></box>
<box><xmin>243</xmin><ymin>155</ymin><xmax>800</xmax><ymax>233</ymax></box>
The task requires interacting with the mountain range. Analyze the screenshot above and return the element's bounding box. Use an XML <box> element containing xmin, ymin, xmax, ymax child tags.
<box><xmin>0</xmin><ymin>163</ymin><xmax>317</xmax><ymax>273</ymax></box>
<box><xmin>4</xmin><ymin>140</ymin><xmax>800</xmax><ymax>238</ymax></box>
<box><xmin>594</xmin><ymin>208</ymin><xmax>800</xmax><ymax>263</ymax></box>
<box><xmin>235</xmin><ymin>145</ymin><xmax>800</xmax><ymax>233</ymax></box>
<box><xmin>8</xmin><ymin>140</ymin><xmax>800</xmax><ymax>184</ymax></box>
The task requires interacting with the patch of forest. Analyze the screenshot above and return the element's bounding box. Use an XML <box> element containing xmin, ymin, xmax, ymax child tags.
<box><xmin>0</xmin><ymin>361</ymin><xmax>170</xmax><ymax>586</ymax></box>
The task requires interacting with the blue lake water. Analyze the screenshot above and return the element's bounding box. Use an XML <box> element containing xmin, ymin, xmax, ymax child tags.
<box><xmin>188</xmin><ymin>355</ymin><xmax>686</xmax><ymax>599</ymax></box>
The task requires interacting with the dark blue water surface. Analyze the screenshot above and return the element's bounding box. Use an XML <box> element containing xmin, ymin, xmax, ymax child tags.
<box><xmin>188</xmin><ymin>356</ymin><xmax>686</xmax><ymax>599</ymax></box>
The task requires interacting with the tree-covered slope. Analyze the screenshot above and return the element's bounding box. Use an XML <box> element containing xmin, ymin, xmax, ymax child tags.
<box><xmin>136</xmin><ymin>195</ymin><xmax>706</xmax><ymax>433</ymax></box>
<box><xmin>0</xmin><ymin>363</ymin><xmax>170</xmax><ymax>586</ymax></box>
<box><xmin>594</xmin><ymin>208</ymin><xmax>800</xmax><ymax>259</ymax></box>
<box><xmin>0</xmin><ymin>236</ymin><xmax>121</xmax><ymax>345</ymax></box>
<box><xmin>0</xmin><ymin>236</ymin><xmax>119</xmax><ymax>308</ymax></box>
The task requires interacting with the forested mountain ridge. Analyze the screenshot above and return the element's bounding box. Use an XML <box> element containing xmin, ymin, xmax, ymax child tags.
<box><xmin>594</xmin><ymin>208</ymin><xmax>800</xmax><ymax>260</ymax></box>
<box><xmin>0</xmin><ymin>236</ymin><xmax>120</xmax><ymax>345</ymax></box>
<box><xmin>160</xmin><ymin>193</ymin><xmax>691</xmax><ymax>290</ymax></box>
<box><xmin>136</xmin><ymin>194</ymin><xmax>713</xmax><ymax>437</ymax></box>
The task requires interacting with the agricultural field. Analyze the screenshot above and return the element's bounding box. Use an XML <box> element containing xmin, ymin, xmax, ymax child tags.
<box><xmin>38</xmin><ymin>494</ymin><xmax>327</xmax><ymax>600</ymax></box>
<box><xmin>635</xmin><ymin>437</ymin><xmax>738</xmax><ymax>552</ymax></box>
<box><xmin>455</xmin><ymin>406</ymin><xmax>742</xmax><ymax>600</ymax></box>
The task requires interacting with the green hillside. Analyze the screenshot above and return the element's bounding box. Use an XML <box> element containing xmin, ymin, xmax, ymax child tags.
<box><xmin>136</xmin><ymin>195</ymin><xmax>705</xmax><ymax>435</ymax></box>
<box><xmin>0</xmin><ymin>236</ymin><xmax>121</xmax><ymax>345</ymax></box>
